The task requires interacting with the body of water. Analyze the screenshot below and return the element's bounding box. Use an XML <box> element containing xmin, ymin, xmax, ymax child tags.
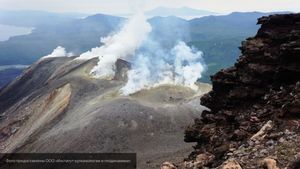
<box><xmin>0</xmin><ymin>24</ymin><xmax>33</xmax><ymax>41</ymax></box>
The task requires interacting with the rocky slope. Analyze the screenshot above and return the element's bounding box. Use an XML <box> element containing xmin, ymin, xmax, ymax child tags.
<box><xmin>182</xmin><ymin>13</ymin><xmax>300</xmax><ymax>169</ymax></box>
<box><xmin>0</xmin><ymin>56</ymin><xmax>212</xmax><ymax>168</ymax></box>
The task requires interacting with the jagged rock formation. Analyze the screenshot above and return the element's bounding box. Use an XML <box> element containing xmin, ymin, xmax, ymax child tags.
<box><xmin>184</xmin><ymin>13</ymin><xmax>300</xmax><ymax>168</ymax></box>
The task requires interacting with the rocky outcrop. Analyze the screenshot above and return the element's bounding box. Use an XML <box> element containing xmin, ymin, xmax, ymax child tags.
<box><xmin>114</xmin><ymin>59</ymin><xmax>131</xmax><ymax>81</ymax></box>
<box><xmin>184</xmin><ymin>13</ymin><xmax>300</xmax><ymax>168</ymax></box>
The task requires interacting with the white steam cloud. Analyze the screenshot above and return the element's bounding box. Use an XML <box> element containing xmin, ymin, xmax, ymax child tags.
<box><xmin>120</xmin><ymin>41</ymin><xmax>205</xmax><ymax>95</ymax></box>
<box><xmin>78</xmin><ymin>13</ymin><xmax>206</xmax><ymax>95</ymax></box>
<box><xmin>43</xmin><ymin>46</ymin><xmax>73</xmax><ymax>58</ymax></box>
<box><xmin>172</xmin><ymin>42</ymin><xmax>205</xmax><ymax>88</ymax></box>
<box><xmin>77</xmin><ymin>13</ymin><xmax>152</xmax><ymax>78</ymax></box>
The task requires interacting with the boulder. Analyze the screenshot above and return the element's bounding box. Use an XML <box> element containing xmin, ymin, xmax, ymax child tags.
<box><xmin>260</xmin><ymin>158</ymin><xmax>279</xmax><ymax>169</ymax></box>
<box><xmin>114</xmin><ymin>59</ymin><xmax>131</xmax><ymax>81</ymax></box>
<box><xmin>161</xmin><ymin>161</ymin><xmax>177</xmax><ymax>169</ymax></box>
<box><xmin>220</xmin><ymin>159</ymin><xmax>242</xmax><ymax>169</ymax></box>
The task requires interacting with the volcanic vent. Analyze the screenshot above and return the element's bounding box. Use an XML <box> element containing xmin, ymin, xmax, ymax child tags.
<box><xmin>0</xmin><ymin>52</ymin><xmax>211</xmax><ymax>168</ymax></box>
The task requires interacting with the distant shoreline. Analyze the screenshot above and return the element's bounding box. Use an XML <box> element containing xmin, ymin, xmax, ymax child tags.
<box><xmin>0</xmin><ymin>64</ymin><xmax>29</xmax><ymax>71</ymax></box>
<box><xmin>0</xmin><ymin>24</ymin><xmax>34</xmax><ymax>42</ymax></box>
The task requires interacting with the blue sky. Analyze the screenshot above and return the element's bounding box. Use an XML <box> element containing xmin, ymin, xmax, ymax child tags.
<box><xmin>0</xmin><ymin>0</ymin><xmax>299</xmax><ymax>14</ymax></box>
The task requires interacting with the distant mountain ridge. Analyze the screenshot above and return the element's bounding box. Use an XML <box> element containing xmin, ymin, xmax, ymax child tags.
<box><xmin>0</xmin><ymin>13</ymin><xmax>124</xmax><ymax>66</ymax></box>
<box><xmin>0</xmin><ymin>9</ymin><xmax>88</xmax><ymax>27</ymax></box>
<box><xmin>146</xmin><ymin>6</ymin><xmax>217</xmax><ymax>18</ymax></box>
<box><xmin>0</xmin><ymin>11</ymin><xmax>272</xmax><ymax>65</ymax></box>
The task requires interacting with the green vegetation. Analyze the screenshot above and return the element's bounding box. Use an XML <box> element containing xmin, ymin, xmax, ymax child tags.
<box><xmin>188</xmin><ymin>37</ymin><xmax>244</xmax><ymax>82</ymax></box>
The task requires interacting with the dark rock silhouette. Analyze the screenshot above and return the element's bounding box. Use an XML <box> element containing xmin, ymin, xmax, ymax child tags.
<box><xmin>184</xmin><ymin>13</ymin><xmax>300</xmax><ymax>168</ymax></box>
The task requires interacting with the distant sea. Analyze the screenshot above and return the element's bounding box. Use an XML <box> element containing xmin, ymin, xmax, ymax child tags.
<box><xmin>0</xmin><ymin>24</ymin><xmax>33</xmax><ymax>41</ymax></box>
<box><xmin>0</xmin><ymin>65</ymin><xmax>29</xmax><ymax>71</ymax></box>
<box><xmin>0</xmin><ymin>65</ymin><xmax>29</xmax><ymax>88</ymax></box>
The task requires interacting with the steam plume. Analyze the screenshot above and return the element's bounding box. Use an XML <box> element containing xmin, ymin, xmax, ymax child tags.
<box><xmin>43</xmin><ymin>46</ymin><xmax>73</xmax><ymax>58</ymax></box>
<box><xmin>120</xmin><ymin>41</ymin><xmax>205</xmax><ymax>95</ymax></box>
<box><xmin>77</xmin><ymin>13</ymin><xmax>206</xmax><ymax>95</ymax></box>
<box><xmin>77</xmin><ymin>13</ymin><xmax>151</xmax><ymax>78</ymax></box>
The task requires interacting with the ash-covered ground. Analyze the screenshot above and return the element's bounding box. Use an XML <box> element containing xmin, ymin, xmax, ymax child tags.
<box><xmin>0</xmin><ymin>56</ymin><xmax>211</xmax><ymax>169</ymax></box>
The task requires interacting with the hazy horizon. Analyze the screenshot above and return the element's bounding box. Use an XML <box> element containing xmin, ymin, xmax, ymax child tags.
<box><xmin>0</xmin><ymin>0</ymin><xmax>299</xmax><ymax>15</ymax></box>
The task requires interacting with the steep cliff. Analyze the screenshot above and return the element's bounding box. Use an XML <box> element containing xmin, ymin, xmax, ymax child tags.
<box><xmin>184</xmin><ymin>13</ymin><xmax>300</xmax><ymax>169</ymax></box>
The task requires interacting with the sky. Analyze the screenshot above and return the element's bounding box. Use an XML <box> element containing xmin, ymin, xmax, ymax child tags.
<box><xmin>0</xmin><ymin>0</ymin><xmax>299</xmax><ymax>14</ymax></box>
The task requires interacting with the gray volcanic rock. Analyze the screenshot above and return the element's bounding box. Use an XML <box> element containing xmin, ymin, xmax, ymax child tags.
<box><xmin>0</xmin><ymin>56</ymin><xmax>211</xmax><ymax>168</ymax></box>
